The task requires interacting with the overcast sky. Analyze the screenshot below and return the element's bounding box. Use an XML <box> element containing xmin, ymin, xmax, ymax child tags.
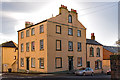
<box><xmin>0</xmin><ymin>0</ymin><xmax>119</xmax><ymax>46</ymax></box>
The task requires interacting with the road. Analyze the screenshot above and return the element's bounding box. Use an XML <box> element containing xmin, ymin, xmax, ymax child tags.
<box><xmin>1</xmin><ymin>73</ymin><xmax>111</xmax><ymax>80</ymax></box>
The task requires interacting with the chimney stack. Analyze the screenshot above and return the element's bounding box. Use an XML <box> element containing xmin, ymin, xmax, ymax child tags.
<box><xmin>59</xmin><ymin>4</ymin><xmax>68</xmax><ymax>14</ymax></box>
<box><xmin>91</xmin><ymin>33</ymin><xmax>95</xmax><ymax>40</ymax></box>
<box><xmin>71</xmin><ymin>9</ymin><xmax>77</xmax><ymax>13</ymax></box>
<box><xmin>25</xmin><ymin>21</ymin><xmax>33</xmax><ymax>28</ymax></box>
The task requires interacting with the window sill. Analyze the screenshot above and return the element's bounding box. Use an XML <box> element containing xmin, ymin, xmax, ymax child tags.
<box><xmin>56</xmin><ymin>32</ymin><xmax>61</xmax><ymax>34</ymax></box>
<box><xmin>89</xmin><ymin>56</ymin><xmax>94</xmax><ymax>57</ymax></box>
<box><xmin>77</xmin><ymin>36</ymin><xmax>81</xmax><ymax>37</ymax></box>
<box><xmin>68</xmin><ymin>50</ymin><xmax>73</xmax><ymax>51</ymax></box>
<box><xmin>96</xmin><ymin>56</ymin><xmax>100</xmax><ymax>57</ymax></box>
<box><xmin>95</xmin><ymin>68</ymin><xmax>102</xmax><ymax>70</ymax></box>
<box><xmin>40</xmin><ymin>32</ymin><xmax>44</xmax><ymax>34</ymax></box>
<box><xmin>31</xmin><ymin>50</ymin><xmax>35</xmax><ymax>52</ymax></box>
<box><xmin>31</xmin><ymin>67</ymin><xmax>35</xmax><ymax>68</ymax></box>
<box><xmin>77</xmin><ymin>50</ymin><xmax>82</xmax><ymax>52</ymax></box>
<box><xmin>56</xmin><ymin>49</ymin><xmax>62</xmax><ymax>51</ymax></box>
<box><xmin>40</xmin><ymin>49</ymin><xmax>44</xmax><ymax>51</ymax></box>
<box><xmin>77</xmin><ymin>65</ymin><xmax>82</xmax><ymax>67</ymax></box>
<box><xmin>40</xmin><ymin>68</ymin><xmax>44</xmax><ymax>69</ymax></box>
<box><xmin>68</xmin><ymin>34</ymin><xmax>73</xmax><ymax>36</ymax></box>
<box><xmin>56</xmin><ymin>67</ymin><xmax>62</xmax><ymax>69</ymax></box>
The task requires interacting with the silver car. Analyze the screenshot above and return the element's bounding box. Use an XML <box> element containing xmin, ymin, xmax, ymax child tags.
<box><xmin>75</xmin><ymin>67</ymin><xmax>94</xmax><ymax>76</ymax></box>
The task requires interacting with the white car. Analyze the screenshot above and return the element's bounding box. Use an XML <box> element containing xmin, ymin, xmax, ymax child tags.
<box><xmin>75</xmin><ymin>67</ymin><xmax>94</xmax><ymax>76</ymax></box>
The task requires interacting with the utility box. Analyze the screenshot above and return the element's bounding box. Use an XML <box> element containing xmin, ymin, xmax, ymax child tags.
<box><xmin>110</xmin><ymin>55</ymin><xmax>120</xmax><ymax>80</ymax></box>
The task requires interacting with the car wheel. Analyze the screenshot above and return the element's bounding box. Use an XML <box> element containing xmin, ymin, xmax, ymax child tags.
<box><xmin>83</xmin><ymin>72</ymin><xmax>86</xmax><ymax>76</ymax></box>
<box><xmin>91</xmin><ymin>72</ymin><xmax>94</xmax><ymax>76</ymax></box>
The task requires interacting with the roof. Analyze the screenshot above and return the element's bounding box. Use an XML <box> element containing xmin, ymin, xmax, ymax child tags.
<box><xmin>103</xmin><ymin>46</ymin><xmax>120</xmax><ymax>53</ymax></box>
<box><xmin>17</xmin><ymin>20</ymin><xmax>47</xmax><ymax>32</ymax></box>
<box><xmin>0</xmin><ymin>41</ymin><xmax>18</xmax><ymax>48</ymax></box>
<box><xmin>86</xmin><ymin>39</ymin><xmax>103</xmax><ymax>46</ymax></box>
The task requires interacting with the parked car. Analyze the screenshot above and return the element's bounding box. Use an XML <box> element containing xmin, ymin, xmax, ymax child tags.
<box><xmin>75</xmin><ymin>67</ymin><xmax>94</xmax><ymax>76</ymax></box>
<box><xmin>107</xmin><ymin>69</ymin><xmax>111</xmax><ymax>75</ymax></box>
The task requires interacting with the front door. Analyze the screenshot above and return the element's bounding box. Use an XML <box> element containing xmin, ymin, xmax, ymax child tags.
<box><xmin>26</xmin><ymin>58</ymin><xmax>29</xmax><ymax>70</ymax></box>
<box><xmin>68</xmin><ymin>56</ymin><xmax>73</xmax><ymax>71</ymax></box>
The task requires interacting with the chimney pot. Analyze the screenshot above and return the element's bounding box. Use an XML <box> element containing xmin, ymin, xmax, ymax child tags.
<box><xmin>25</xmin><ymin>21</ymin><xmax>33</xmax><ymax>28</ymax></box>
<box><xmin>71</xmin><ymin>9</ymin><xmax>77</xmax><ymax>13</ymax></box>
<box><xmin>91</xmin><ymin>33</ymin><xmax>95</xmax><ymax>40</ymax></box>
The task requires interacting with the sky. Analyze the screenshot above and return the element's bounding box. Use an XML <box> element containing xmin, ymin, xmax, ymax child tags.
<box><xmin>0</xmin><ymin>0</ymin><xmax>119</xmax><ymax>46</ymax></box>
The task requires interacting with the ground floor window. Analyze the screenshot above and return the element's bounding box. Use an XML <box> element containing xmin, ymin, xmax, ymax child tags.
<box><xmin>20</xmin><ymin>58</ymin><xmax>24</xmax><ymax>67</ymax></box>
<box><xmin>77</xmin><ymin>57</ymin><xmax>82</xmax><ymax>67</ymax></box>
<box><xmin>87</xmin><ymin>61</ymin><xmax>90</xmax><ymax>67</ymax></box>
<box><xmin>95</xmin><ymin>60</ymin><xmax>102</xmax><ymax>69</ymax></box>
<box><xmin>39</xmin><ymin>58</ymin><xmax>44</xmax><ymax>69</ymax></box>
<box><xmin>31</xmin><ymin>58</ymin><xmax>35</xmax><ymax>68</ymax></box>
<box><xmin>55</xmin><ymin>57</ymin><xmax>62</xmax><ymax>68</ymax></box>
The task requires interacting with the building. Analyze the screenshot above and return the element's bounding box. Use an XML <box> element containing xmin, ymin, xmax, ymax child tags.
<box><xmin>103</xmin><ymin>46</ymin><xmax>119</xmax><ymax>73</ymax></box>
<box><xmin>18</xmin><ymin>5</ymin><xmax>86</xmax><ymax>73</ymax></box>
<box><xmin>0</xmin><ymin>41</ymin><xmax>18</xmax><ymax>72</ymax></box>
<box><xmin>86</xmin><ymin>33</ymin><xmax>103</xmax><ymax>73</ymax></box>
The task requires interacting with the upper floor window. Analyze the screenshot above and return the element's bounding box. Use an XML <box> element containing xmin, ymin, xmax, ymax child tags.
<box><xmin>56</xmin><ymin>25</ymin><xmax>61</xmax><ymax>34</ymax></box>
<box><xmin>68</xmin><ymin>28</ymin><xmax>73</xmax><ymax>36</ymax></box>
<box><xmin>40</xmin><ymin>25</ymin><xmax>44</xmax><ymax>33</ymax></box>
<box><xmin>31</xmin><ymin>28</ymin><xmax>35</xmax><ymax>36</ymax></box>
<box><xmin>56</xmin><ymin>40</ymin><xmax>61</xmax><ymax>51</ymax></box>
<box><xmin>39</xmin><ymin>58</ymin><xmax>44</xmax><ymax>69</ymax></box>
<box><xmin>21</xmin><ymin>32</ymin><xmax>24</xmax><ymax>39</ymax></box>
<box><xmin>26</xmin><ymin>42</ymin><xmax>29</xmax><ymax>52</ymax></box>
<box><xmin>96</xmin><ymin>48</ymin><xmax>100</xmax><ymax>57</ymax></box>
<box><xmin>68</xmin><ymin>41</ymin><xmax>73</xmax><ymax>51</ymax></box>
<box><xmin>90</xmin><ymin>47</ymin><xmax>94</xmax><ymax>57</ymax></box>
<box><xmin>31</xmin><ymin>58</ymin><xmax>35</xmax><ymax>68</ymax></box>
<box><xmin>95</xmin><ymin>60</ymin><xmax>102</xmax><ymax>69</ymax></box>
<box><xmin>77</xmin><ymin>57</ymin><xmax>82</xmax><ymax>67</ymax></box>
<box><xmin>26</xmin><ymin>30</ymin><xmax>29</xmax><ymax>37</ymax></box>
<box><xmin>77</xmin><ymin>42</ymin><xmax>81</xmax><ymax>51</ymax></box>
<box><xmin>77</xmin><ymin>30</ymin><xmax>81</xmax><ymax>37</ymax></box>
<box><xmin>68</xmin><ymin>14</ymin><xmax>72</xmax><ymax>23</ymax></box>
<box><xmin>31</xmin><ymin>41</ymin><xmax>35</xmax><ymax>51</ymax></box>
<box><xmin>40</xmin><ymin>40</ymin><xmax>44</xmax><ymax>50</ymax></box>
<box><xmin>21</xmin><ymin>43</ymin><xmax>23</xmax><ymax>52</ymax></box>
<box><xmin>55</xmin><ymin>57</ymin><xmax>62</xmax><ymax>68</ymax></box>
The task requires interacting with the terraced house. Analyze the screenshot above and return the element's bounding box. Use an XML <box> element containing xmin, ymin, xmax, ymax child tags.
<box><xmin>18</xmin><ymin>5</ymin><xmax>86</xmax><ymax>73</ymax></box>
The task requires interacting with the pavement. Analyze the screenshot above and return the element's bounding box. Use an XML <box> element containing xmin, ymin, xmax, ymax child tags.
<box><xmin>1</xmin><ymin>73</ymin><xmax>112</xmax><ymax>80</ymax></box>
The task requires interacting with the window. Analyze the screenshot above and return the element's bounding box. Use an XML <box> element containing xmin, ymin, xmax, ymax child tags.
<box><xmin>56</xmin><ymin>25</ymin><xmax>61</xmax><ymax>34</ymax></box>
<box><xmin>56</xmin><ymin>40</ymin><xmax>61</xmax><ymax>51</ymax></box>
<box><xmin>90</xmin><ymin>47</ymin><xmax>94</xmax><ymax>57</ymax></box>
<box><xmin>95</xmin><ymin>60</ymin><xmax>102</xmax><ymax>69</ymax></box>
<box><xmin>31</xmin><ymin>28</ymin><xmax>35</xmax><ymax>35</ymax></box>
<box><xmin>26</xmin><ymin>30</ymin><xmax>29</xmax><ymax>37</ymax></box>
<box><xmin>77</xmin><ymin>30</ymin><xmax>81</xmax><ymax>37</ymax></box>
<box><xmin>68</xmin><ymin>41</ymin><xmax>73</xmax><ymax>51</ymax></box>
<box><xmin>31</xmin><ymin>58</ymin><xmax>35</xmax><ymax>68</ymax></box>
<box><xmin>21</xmin><ymin>43</ymin><xmax>23</xmax><ymax>52</ymax></box>
<box><xmin>26</xmin><ymin>42</ymin><xmax>29</xmax><ymax>52</ymax></box>
<box><xmin>68</xmin><ymin>28</ymin><xmax>73</xmax><ymax>36</ymax></box>
<box><xmin>31</xmin><ymin>41</ymin><xmax>35</xmax><ymax>51</ymax></box>
<box><xmin>39</xmin><ymin>58</ymin><xmax>44</xmax><ymax>69</ymax></box>
<box><xmin>77</xmin><ymin>57</ymin><xmax>82</xmax><ymax>67</ymax></box>
<box><xmin>55</xmin><ymin>57</ymin><xmax>62</xmax><ymax>68</ymax></box>
<box><xmin>21</xmin><ymin>58</ymin><xmax>24</xmax><ymax>67</ymax></box>
<box><xmin>21</xmin><ymin>32</ymin><xmax>24</xmax><ymax>39</ymax></box>
<box><xmin>68</xmin><ymin>14</ymin><xmax>72</xmax><ymax>23</ymax></box>
<box><xmin>40</xmin><ymin>40</ymin><xmax>44</xmax><ymax>50</ymax></box>
<box><xmin>40</xmin><ymin>25</ymin><xmax>44</xmax><ymax>33</ymax></box>
<box><xmin>96</xmin><ymin>48</ymin><xmax>100</xmax><ymax>57</ymax></box>
<box><xmin>87</xmin><ymin>61</ymin><xmax>90</xmax><ymax>67</ymax></box>
<box><xmin>77</xmin><ymin>42</ymin><xmax>81</xmax><ymax>51</ymax></box>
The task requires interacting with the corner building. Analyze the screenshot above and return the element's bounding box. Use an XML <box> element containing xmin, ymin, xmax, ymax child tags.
<box><xmin>18</xmin><ymin>5</ymin><xmax>86</xmax><ymax>73</ymax></box>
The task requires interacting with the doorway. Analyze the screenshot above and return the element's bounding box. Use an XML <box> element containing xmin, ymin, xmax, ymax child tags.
<box><xmin>68</xmin><ymin>56</ymin><xmax>73</xmax><ymax>71</ymax></box>
<box><xmin>26</xmin><ymin>58</ymin><xmax>29</xmax><ymax>70</ymax></box>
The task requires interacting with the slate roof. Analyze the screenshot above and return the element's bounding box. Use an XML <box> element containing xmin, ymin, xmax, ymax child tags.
<box><xmin>86</xmin><ymin>39</ymin><xmax>103</xmax><ymax>46</ymax></box>
<box><xmin>0</xmin><ymin>41</ymin><xmax>17</xmax><ymax>48</ymax></box>
<box><xmin>103</xmin><ymin>46</ymin><xmax>120</xmax><ymax>53</ymax></box>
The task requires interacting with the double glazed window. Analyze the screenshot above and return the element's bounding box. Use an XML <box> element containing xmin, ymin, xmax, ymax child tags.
<box><xmin>77</xmin><ymin>57</ymin><xmax>82</xmax><ymax>67</ymax></box>
<box><xmin>96</xmin><ymin>48</ymin><xmax>100</xmax><ymax>57</ymax></box>
<box><xmin>90</xmin><ymin>47</ymin><xmax>94</xmax><ymax>57</ymax></box>
<box><xmin>21</xmin><ymin>32</ymin><xmax>24</xmax><ymax>39</ymax></box>
<box><xmin>56</xmin><ymin>25</ymin><xmax>61</xmax><ymax>34</ymax></box>
<box><xmin>95</xmin><ymin>60</ymin><xmax>102</xmax><ymax>69</ymax></box>
<box><xmin>56</xmin><ymin>40</ymin><xmax>61</xmax><ymax>51</ymax></box>
<box><xmin>77</xmin><ymin>42</ymin><xmax>81</xmax><ymax>51</ymax></box>
<box><xmin>55</xmin><ymin>57</ymin><xmax>62</xmax><ymax>68</ymax></box>
<box><xmin>26</xmin><ymin>30</ymin><xmax>29</xmax><ymax>37</ymax></box>
<box><xmin>68</xmin><ymin>41</ymin><xmax>73</xmax><ymax>51</ymax></box>
<box><xmin>40</xmin><ymin>40</ymin><xmax>44</xmax><ymax>50</ymax></box>
<box><xmin>26</xmin><ymin>43</ymin><xmax>29</xmax><ymax>52</ymax></box>
<box><xmin>68</xmin><ymin>28</ymin><xmax>73</xmax><ymax>36</ymax></box>
<box><xmin>31</xmin><ymin>58</ymin><xmax>35</xmax><ymax>68</ymax></box>
<box><xmin>20</xmin><ymin>58</ymin><xmax>24</xmax><ymax>67</ymax></box>
<box><xmin>21</xmin><ymin>43</ymin><xmax>24</xmax><ymax>52</ymax></box>
<box><xmin>40</xmin><ymin>25</ymin><xmax>44</xmax><ymax>33</ymax></box>
<box><xmin>77</xmin><ymin>30</ymin><xmax>81</xmax><ymax>37</ymax></box>
<box><xmin>68</xmin><ymin>15</ymin><xmax>72</xmax><ymax>23</ymax></box>
<box><xmin>31</xmin><ymin>41</ymin><xmax>35</xmax><ymax>51</ymax></box>
<box><xmin>31</xmin><ymin>28</ymin><xmax>35</xmax><ymax>35</ymax></box>
<box><xmin>39</xmin><ymin>58</ymin><xmax>44</xmax><ymax>69</ymax></box>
